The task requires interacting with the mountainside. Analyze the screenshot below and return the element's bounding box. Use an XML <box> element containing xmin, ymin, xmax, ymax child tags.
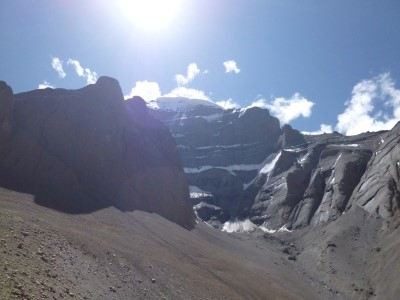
<box><xmin>0</xmin><ymin>78</ymin><xmax>195</xmax><ymax>228</ymax></box>
<box><xmin>148</xmin><ymin>96</ymin><xmax>400</xmax><ymax>298</ymax></box>
<box><xmin>149</xmin><ymin>99</ymin><xmax>282</xmax><ymax>227</ymax></box>
<box><xmin>149</xmin><ymin>97</ymin><xmax>400</xmax><ymax>233</ymax></box>
<box><xmin>1</xmin><ymin>81</ymin><xmax>400</xmax><ymax>299</ymax></box>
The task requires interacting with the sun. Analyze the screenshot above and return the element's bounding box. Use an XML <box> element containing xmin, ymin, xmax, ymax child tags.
<box><xmin>119</xmin><ymin>0</ymin><xmax>183</xmax><ymax>31</ymax></box>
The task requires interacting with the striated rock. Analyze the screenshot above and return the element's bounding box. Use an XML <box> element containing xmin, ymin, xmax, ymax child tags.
<box><xmin>348</xmin><ymin>122</ymin><xmax>400</xmax><ymax>225</ymax></box>
<box><xmin>0</xmin><ymin>78</ymin><xmax>195</xmax><ymax>228</ymax></box>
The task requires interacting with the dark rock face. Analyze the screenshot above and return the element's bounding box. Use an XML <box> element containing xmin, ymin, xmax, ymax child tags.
<box><xmin>0</xmin><ymin>81</ymin><xmax>13</xmax><ymax>142</ymax></box>
<box><xmin>0</xmin><ymin>77</ymin><xmax>195</xmax><ymax>229</ymax></box>
<box><xmin>149</xmin><ymin>96</ymin><xmax>400</xmax><ymax>232</ymax></box>
<box><xmin>148</xmin><ymin>98</ymin><xmax>282</xmax><ymax>227</ymax></box>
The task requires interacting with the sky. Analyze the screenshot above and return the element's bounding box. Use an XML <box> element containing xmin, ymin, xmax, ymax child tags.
<box><xmin>1</xmin><ymin>0</ymin><xmax>400</xmax><ymax>135</ymax></box>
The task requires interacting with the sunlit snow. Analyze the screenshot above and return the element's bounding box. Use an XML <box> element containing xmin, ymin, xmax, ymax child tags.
<box><xmin>189</xmin><ymin>186</ymin><xmax>212</xmax><ymax>198</ymax></box>
<box><xmin>222</xmin><ymin>219</ymin><xmax>257</xmax><ymax>233</ymax></box>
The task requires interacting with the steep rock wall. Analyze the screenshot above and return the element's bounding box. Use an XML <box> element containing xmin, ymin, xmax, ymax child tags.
<box><xmin>0</xmin><ymin>78</ymin><xmax>195</xmax><ymax>228</ymax></box>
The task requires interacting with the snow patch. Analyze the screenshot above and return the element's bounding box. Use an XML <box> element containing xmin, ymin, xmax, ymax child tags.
<box><xmin>148</xmin><ymin>96</ymin><xmax>222</xmax><ymax>112</ymax></box>
<box><xmin>259</xmin><ymin>223</ymin><xmax>277</xmax><ymax>233</ymax></box>
<box><xmin>242</xmin><ymin>151</ymin><xmax>281</xmax><ymax>189</ymax></box>
<box><xmin>196</xmin><ymin>144</ymin><xmax>242</xmax><ymax>150</ymax></box>
<box><xmin>189</xmin><ymin>186</ymin><xmax>212</xmax><ymax>198</ymax></box>
<box><xmin>277</xmin><ymin>225</ymin><xmax>292</xmax><ymax>233</ymax></box>
<box><xmin>201</xmin><ymin>112</ymin><xmax>224</xmax><ymax>122</ymax></box>
<box><xmin>283</xmin><ymin>147</ymin><xmax>304</xmax><ymax>153</ymax></box>
<box><xmin>260</xmin><ymin>152</ymin><xmax>281</xmax><ymax>174</ymax></box>
<box><xmin>338</xmin><ymin>144</ymin><xmax>359</xmax><ymax>147</ymax></box>
<box><xmin>333</xmin><ymin>153</ymin><xmax>342</xmax><ymax>168</ymax></box>
<box><xmin>222</xmin><ymin>219</ymin><xmax>257</xmax><ymax>233</ymax></box>
<box><xmin>259</xmin><ymin>223</ymin><xmax>292</xmax><ymax>233</ymax></box>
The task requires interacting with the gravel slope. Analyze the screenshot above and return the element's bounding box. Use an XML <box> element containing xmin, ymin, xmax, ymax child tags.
<box><xmin>3</xmin><ymin>186</ymin><xmax>398</xmax><ymax>299</ymax></box>
<box><xmin>0</xmin><ymin>187</ymin><xmax>319</xmax><ymax>300</ymax></box>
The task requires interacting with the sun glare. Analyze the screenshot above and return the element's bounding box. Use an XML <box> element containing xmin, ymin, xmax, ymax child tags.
<box><xmin>120</xmin><ymin>0</ymin><xmax>183</xmax><ymax>31</ymax></box>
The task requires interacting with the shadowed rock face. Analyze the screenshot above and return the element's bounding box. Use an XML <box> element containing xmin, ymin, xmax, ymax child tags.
<box><xmin>0</xmin><ymin>77</ymin><xmax>195</xmax><ymax>229</ymax></box>
<box><xmin>0</xmin><ymin>81</ymin><xmax>13</xmax><ymax>142</ymax></box>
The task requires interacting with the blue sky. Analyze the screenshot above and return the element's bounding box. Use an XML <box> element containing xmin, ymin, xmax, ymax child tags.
<box><xmin>1</xmin><ymin>0</ymin><xmax>400</xmax><ymax>134</ymax></box>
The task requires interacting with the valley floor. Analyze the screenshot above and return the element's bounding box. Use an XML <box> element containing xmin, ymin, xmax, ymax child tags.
<box><xmin>0</xmin><ymin>186</ymin><xmax>396</xmax><ymax>299</ymax></box>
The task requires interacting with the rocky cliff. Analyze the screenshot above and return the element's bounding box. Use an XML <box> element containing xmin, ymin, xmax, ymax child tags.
<box><xmin>148</xmin><ymin>97</ymin><xmax>282</xmax><ymax>227</ymax></box>
<box><xmin>148</xmin><ymin>97</ymin><xmax>400</xmax><ymax>233</ymax></box>
<box><xmin>0</xmin><ymin>78</ymin><xmax>195</xmax><ymax>228</ymax></box>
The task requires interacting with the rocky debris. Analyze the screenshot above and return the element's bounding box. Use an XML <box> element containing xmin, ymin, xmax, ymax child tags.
<box><xmin>0</xmin><ymin>78</ymin><xmax>195</xmax><ymax>228</ymax></box>
<box><xmin>0</xmin><ymin>208</ymin><xmax>174</xmax><ymax>300</ymax></box>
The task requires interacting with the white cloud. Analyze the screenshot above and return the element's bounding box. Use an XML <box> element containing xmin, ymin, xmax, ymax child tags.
<box><xmin>335</xmin><ymin>73</ymin><xmax>400</xmax><ymax>135</ymax></box>
<box><xmin>175</xmin><ymin>63</ymin><xmax>201</xmax><ymax>86</ymax></box>
<box><xmin>257</xmin><ymin>93</ymin><xmax>314</xmax><ymax>124</ymax></box>
<box><xmin>67</xmin><ymin>59</ymin><xmax>98</xmax><ymax>84</ymax></box>
<box><xmin>124</xmin><ymin>81</ymin><xmax>161</xmax><ymax>100</ymax></box>
<box><xmin>164</xmin><ymin>87</ymin><xmax>210</xmax><ymax>100</ymax></box>
<box><xmin>246</xmin><ymin>98</ymin><xmax>269</xmax><ymax>109</ymax></box>
<box><xmin>216</xmin><ymin>99</ymin><xmax>240</xmax><ymax>109</ymax></box>
<box><xmin>302</xmin><ymin>124</ymin><xmax>333</xmax><ymax>135</ymax></box>
<box><xmin>51</xmin><ymin>57</ymin><xmax>66</xmax><ymax>78</ymax></box>
<box><xmin>223</xmin><ymin>60</ymin><xmax>240</xmax><ymax>74</ymax></box>
<box><xmin>38</xmin><ymin>80</ymin><xmax>54</xmax><ymax>89</ymax></box>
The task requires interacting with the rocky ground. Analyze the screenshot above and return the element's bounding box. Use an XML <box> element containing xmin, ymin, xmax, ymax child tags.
<box><xmin>1</xmin><ymin>186</ymin><xmax>399</xmax><ymax>299</ymax></box>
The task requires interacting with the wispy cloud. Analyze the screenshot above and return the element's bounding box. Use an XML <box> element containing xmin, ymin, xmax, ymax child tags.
<box><xmin>51</xmin><ymin>57</ymin><xmax>66</xmax><ymax>78</ymax></box>
<box><xmin>246</xmin><ymin>99</ymin><xmax>269</xmax><ymax>109</ymax></box>
<box><xmin>175</xmin><ymin>63</ymin><xmax>201</xmax><ymax>86</ymax></box>
<box><xmin>223</xmin><ymin>60</ymin><xmax>240</xmax><ymax>74</ymax></box>
<box><xmin>249</xmin><ymin>94</ymin><xmax>314</xmax><ymax>124</ymax></box>
<box><xmin>216</xmin><ymin>99</ymin><xmax>240</xmax><ymax>109</ymax></box>
<box><xmin>302</xmin><ymin>124</ymin><xmax>333</xmax><ymax>135</ymax></box>
<box><xmin>164</xmin><ymin>87</ymin><xmax>210</xmax><ymax>100</ymax></box>
<box><xmin>38</xmin><ymin>80</ymin><xmax>54</xmax><ymax>89</ymax></box>
<box><xmin>335</xmin><ymin>73</ymin><xmax>400</xmax><ymax>135</ymax></box>
<box><xmin>67</xmin><ymin>59</ymin><xmax>97</xmax><ymax>84</ymax></box>
<box><xmin>124</xmin><ymin>81</ymin><xmax>161</xmax><ymax>100</ymax></box>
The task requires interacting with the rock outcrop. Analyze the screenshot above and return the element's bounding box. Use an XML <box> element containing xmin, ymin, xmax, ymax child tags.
<box><xmin>0</xmin><ymin>77</ymin><xmax>195</xmax><ymax>228</ymax></box>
